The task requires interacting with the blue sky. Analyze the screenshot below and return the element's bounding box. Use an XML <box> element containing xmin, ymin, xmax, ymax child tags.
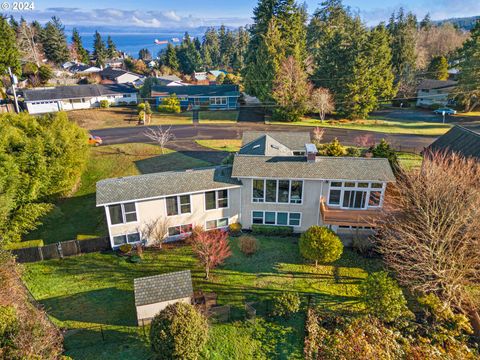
<box><xmin>8</xmin><ymin>0</ymin><xmax>480</xmax><ymax>28</ymax></box>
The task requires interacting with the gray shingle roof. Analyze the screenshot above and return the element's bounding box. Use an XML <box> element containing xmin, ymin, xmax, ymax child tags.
<box><xmin>426</xmin><ymin>125</ymin><xmax>480</xmax><ymax>160</ymax></box>
<box><xmin>23</xmin><ymin>84</ymin><xmax>137</xmax><ymax>102</ymax></box>
<box><xmin>134</xmin><ymin>270</ymin><xmax>193</xmax><ymax>307</ymax></box>
<box><xmin>99</xmin><ymin>68</ymin><xmax>141</xmax><ymax>80</ymax></box>
<box><xmin>417</xmin><ymin>79</ymin><xmax>457</xmax><ymax>90</ymax></box>
<box><xmin>96</xmin><ymin>166</ymin><xmax>241</xmax><ymax>206</ymax></box>
<box><xmin>239</xmin><ymin>135</ymin><xmax>293</xmax><ymax>156</ymax></box>
<box><xmin>232</xmin><ymin>155</ymin><xmax>396</xmax><ymax>182</ymax></box>
<box><xmin>151</xmin><ymin>84</ymin><xmax>239</xmax><ymax>97</ymax></box>
<box><xmin>242</xmin><ymin>131</ymin><xmax>311</xmax><ymax>152</ymax></box>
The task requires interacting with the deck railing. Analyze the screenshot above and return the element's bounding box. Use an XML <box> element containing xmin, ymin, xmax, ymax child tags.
<box><xmin>319</xmin><ymin>197</ymin><xmax>383</xmax><ymax>227</ymax></box>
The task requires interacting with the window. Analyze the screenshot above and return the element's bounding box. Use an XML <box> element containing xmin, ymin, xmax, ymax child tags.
<box><xmin>252</xmin><ymin>211</ymin><xmax>263</xmax><ymax>224</ymax></box>
<box><xmin>277</xmin><ymin>212</ymin><xmax>288</xmax><ymax>225</ymax></box>
<box><xmin>205</xmin><ymin>218</ymin><xmax>229</xmax><ymax>230</ymax></box>
<box><xmin>166</xmin><ymin>195</ymin><xmax>191</xmax><ymax>216</ymax></box>
<box><xmin>278</xmin><ymin>180</ymin><xmax>289</xmax><ymax>203</ymax></box>
<box><xmin>108</xmin><ymin>203</ymin><xmax>137</xmax><ymax>225</ymax></box>
<box><xmin>252</xmin><ymin>179</ymin><xmax>303</xmax><ymax>204</ymax></box>
<box><xmin>369</xmin><ymin>191</ymin><xmax>382</xmax><ymax>207</ymax></box>
<box><xmin>168</xmin><ymin>224</ymin><xmax>193</xmax><ymax>237</ymax></box>
<box><xmin>265</xmin><ymin>212</ymin><xmax>276</xmax><ymax>225</ymax></box>
<box><xmin>328</xmin><ymin>190</ymin><xmax>341</xmax><ymax>205</ymax></box>
<box><xmin>289</xmin><ymin>213</ymin><xmax>301</xmax><ymax>226</ymax></box>
<box><xmin>252</xmin><ymin>211</ymin><xmax>301</xmax><ymax>227</ymax></box>
<box><xmin>205</xmin><ymin>190</ymin><xmax>229</xmax><ymax>210</ymax></box>
<box><xmin>209</xmin><ymin>97</ymin><xmax>227</xmax><ymax>105</ymax></box>
<box><xmin>112</xmin><ymin>232</ymin><xmax>140</xmax><ymax>246</ymax></box>
<box><xmin>266</xmin><ymin>180</ymin><xmax>277</xmax><ymax>202</ymax></box>
<box><xmin>327</xmin><ymin>182</ymin><xmax>385</xmax><ymax>209</ymax></box>
<box><xmin>253</xmin><ymin>180</ymin><xmax>265</xmax><ymax>202</ymax></box>
<box><xmin>290</xmin><ymin>181</ymin><xmax>303</xmax><ymax>204</ymax></box>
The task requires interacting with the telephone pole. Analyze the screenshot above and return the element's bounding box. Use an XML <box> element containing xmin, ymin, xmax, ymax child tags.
<box><xmin>7</xmin><ymin>67</ymin><xmax>19</xmax><ymax>113</ymax></box>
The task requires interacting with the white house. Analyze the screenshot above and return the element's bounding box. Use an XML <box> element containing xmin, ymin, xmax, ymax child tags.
<box><xmin>416</xmin><ymin>79</ymin><xmax>457</xmax><ymax>107</ymax></box>
<box><xmin>98</xmin><ymin>68</ymin><xmax>143</xmax><ymax>85</ymax></box>
<box><xmin>23</xmin><ymin>84</ymin><xmax>138</xmax><ymax>114</ymax></box>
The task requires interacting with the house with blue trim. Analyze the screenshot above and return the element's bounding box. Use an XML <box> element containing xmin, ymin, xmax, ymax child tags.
<box><xmin>151</xmin><ymin>84</ymin><xmax>240</xmax><ymax>110</ymax></box>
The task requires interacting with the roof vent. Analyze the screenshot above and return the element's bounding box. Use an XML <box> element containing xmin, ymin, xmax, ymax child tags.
<box><xmin>253</xmin><ymin>144</ymin><xmax>260</xmax><ymax>149</ymax></box>
<box><xmin>271</xmin><ymin>144</ymin><xmax>279</xmax><ymax>150</ymax></box>
<box><xmin>305</xmin><ymin>143</ymin><xmax>317</xmax><ymax>163</ymax></box>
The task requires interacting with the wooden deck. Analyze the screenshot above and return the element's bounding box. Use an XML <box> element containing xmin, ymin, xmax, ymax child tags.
<box><xmin>320</xmin><ymin>198</ymin><xmax>383</xmax><ymax>227</ymax></box>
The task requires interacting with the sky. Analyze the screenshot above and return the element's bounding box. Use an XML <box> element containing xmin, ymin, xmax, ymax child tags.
<box><xmin>6</xmin><ymin>0</ymin><xmax>480</xmax><ymax>29</ymax></box>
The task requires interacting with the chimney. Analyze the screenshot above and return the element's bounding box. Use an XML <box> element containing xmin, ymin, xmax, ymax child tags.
<box><xmin>305</xmin><ymin>143</ymin><xmax>317</xmax><ymax>163</ymax></box>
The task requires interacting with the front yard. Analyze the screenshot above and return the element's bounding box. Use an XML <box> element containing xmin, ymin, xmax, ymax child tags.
<box><xmin>22</xmin><ymin>236</ymin><xmax>383</xmax><ymax>359</ymax></box>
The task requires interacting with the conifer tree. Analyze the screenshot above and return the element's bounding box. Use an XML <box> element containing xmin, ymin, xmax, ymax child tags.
<box><xmin>165</xmin><ymin>43</ymin><xmax>179</xmax><ymax>71</ymax></box>
<box><xmin>106</xmin><ymin>36</ymin><xmax>118</xmax><ymax>59</ymax></box>
<box><xmin>93</xmin><ymin>31</ymin><xmax>107</xmax><ymax>67</ymax></box>
<box><xmin>0</xmin><ymin>16</ymin><xmax>21</xmax><ymax>76</ymax></box>
<box><xmin>71</xmin><ymin>28</ymin><xmax>89</xmax><ymax>63</ymax></box>
<box><xmin>428</xmin><ymin>56</ymin><xmax>449</xmax><ymax>80</ymax></box>
<box><xmin>41</xmin><ymin>17</ymin><xmax>70</xmax><ymax>64</ymax></box>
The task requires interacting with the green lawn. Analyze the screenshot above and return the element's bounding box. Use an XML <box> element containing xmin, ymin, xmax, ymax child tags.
<box><xmin>198</xmin><ymin>110</ymin><xmax>239</xmax><ymax>124</ymax></box>
<box><xmin>23</xmin><ymin>236</ymin><xmax>383</xmax><ymax>359</ymax></box>
<box><xmin>268</xmin><ymin>117</ymin><xmax>452</xmax><ymax>136</ymax></box>
<box><xmin>196</xmin><ymin>139</ymin><xmax>242</xmax><ymax>152</ymax></box>
<box><xmin>26</xmin><ymin>144</ymin><xmax>211</xmax><ymax>244</ymax></box>
<box><xmin>398</xmin><ymin>152</ymin><xmax>423</xmax><ymax>171</ymax></box>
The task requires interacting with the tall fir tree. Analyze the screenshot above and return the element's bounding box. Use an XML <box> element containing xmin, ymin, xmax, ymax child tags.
<box><xmin>41</xmin><ymin>17</ymin><xmax>70</xmax><ymax>65</ymax></box>
<box><xmin>202</xmin><ymin>27</ymin><xmax>220</xmax><ymax>69</ymax></box>
<box><xmin>71</xmin><ymin>28</ymin><xmax>89</xmax><ymax>63</ymax></box>
<box><xmin>106</xmin><ymin>36</ymin><xmax>118</xmax><ymax>59</ymax></box>
<box><xmin>427</xmin><ymin>56</ymin><xmax>449</xmax><ymax>80</ymax></box>
<box><xmin>177</xmin><ymin>32</ymin><xmax>203</xmax><ymax>74</ymax></box>
<box><xmin>165</xmin><ymin>43</ymin><xmax>179</xmax><ymax>70</ymax></box>
<box><xmin>0</xmin><ymin>16</ymin><xmax>21</xmax><ymax>76</ymax></box>
<box><xmin>93</xmin><ymin>31</ymin><xmax>107</xmax><ymax>67</ymax></box>
<box><xmin>231</xmin><ymin>26</ymin><xmax>250</xmax><ymax>73</ymax></box>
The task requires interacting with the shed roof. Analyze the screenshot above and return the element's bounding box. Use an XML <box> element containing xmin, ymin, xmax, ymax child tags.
<box><xmin>96</xmin><ymin>166</ymin><xmax>241</xmax><ymax>206</ymax></box>
<box><xmin>426</xmin><ymin>125</ymin><xmax>480</xmax><ymax>160</ymax></box>
<box><xmin>151</xmin><ymin>84</ymin><xmax>240</xmax><ymax>97</ymax></box>
<box><xmin>241</xmin><ymin>131</ymin><xmax>311</xmax><ymax>152</ymax></box>
<box><xmin>134</xmin><ymin>270</ymin><xmax>193</xmax><ymax>307</ymax></box>
<box><xmin>23</xmin><ymin>84</ymin><xmax>137</xmax><ymax>102</ymax></box>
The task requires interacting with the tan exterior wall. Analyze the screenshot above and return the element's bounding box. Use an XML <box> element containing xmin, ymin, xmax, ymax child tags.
<box><xmin>136</xmin><ymin>296</ymin><xmax>191</xmax><ymax>324</ymax></box>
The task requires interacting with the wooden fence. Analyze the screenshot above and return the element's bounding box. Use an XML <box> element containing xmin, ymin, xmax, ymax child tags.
<box><xmin>12</xmin><ymin>237</ymin><xmax>110</xmax><ymax>263</ymax></box>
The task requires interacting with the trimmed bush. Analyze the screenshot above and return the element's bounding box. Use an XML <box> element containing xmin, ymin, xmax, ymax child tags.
<box><xmin>150</xmin><ymin>302</ymin><xmax>208</xmax><ymax>360</ymax></box>
<box><xmin>118</xmin><ymin>244</ymin><xmax>132</xmax><ymax>254</ymax></box>
<box><xmin>158</xmin><ymin>94</ymin><xmax>181</xmax><ymax>113</ymax></box>
<box><xmin>299</xmin><ymin>226</ymin><xmax>343</xmax><ymax>266</ymax></box>
<box><xmin>272</xmin><ymin>292</ymin><xmax>301</xmax><ymax>318</ymax></box>
<box><xmin>4</xmin><ymin>240</ymin><xmax>44</xmax><ymax>250</ymax></box>
<box><xmin>99</xmin><ymin>100</ymin><xmax>110</xmax><ymax>108</ymax></box>
<box><xmin>228</xmin><ymin>222</ymin><xmax>242</xmax><ymax>237</ymax></box>
<box><xmin>239</xmin><ymin>235</ymin><xmax>258</xmax><ymax>256</ymax></box>
<box><xmin>76</xmin><ymin>234</ymin><xmax>98</xmax><ymax>241</ymax></box>
<box><xmin>251</xmin><ymin>225</ymin><xmax>293</xmax><ymax>236</ymax></box>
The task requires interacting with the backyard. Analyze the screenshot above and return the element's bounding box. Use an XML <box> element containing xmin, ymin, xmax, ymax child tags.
<box><xmin>22</xmin><ymin>236</ymin><xmax>383</xmax><ymax>359</ymax></box>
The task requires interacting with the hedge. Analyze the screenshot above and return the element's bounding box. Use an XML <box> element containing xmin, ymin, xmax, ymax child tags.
<box><xmin>76</xmin><ymin>234</ymin><xmax>98</xmax><ymax>241</ymax></box>
<box><xmin>4</xmin><ymin>240</ymin><xmax>44</xmax><ymax>250</ymax></box>
<box><xmin>251</xmin><ymin>225</ymin><xmax>294</xmax><ymax>236</ymax></box>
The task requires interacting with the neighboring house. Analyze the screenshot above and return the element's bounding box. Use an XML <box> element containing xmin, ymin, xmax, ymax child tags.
<box><xmin>96</xmin><ymin>131</ymin><xmax>395</xmax><ymax>249</ymax></box>
<box><xmin>147</xmin><ymin>60</ymin><xmax>157</xmax><ymax>68</ymax></box>
<box><xmin>62</xmin><ymin>61</ymin><xmax>77</xmax><ymax>70</ymax></box>
<box><xmin>193</xmin><ymin>72</ymin><xmax>209</xmax><ymax>85</ymax></box>
<box><xmin>98</xmin><ymin>68</ymin><xmax>143</xmax><ymax>85</ymax></box>
<box><xmin>134</xmin><ymin>270</ymin><xmax>193</xmax><ymax>324</ymax></box>
<box><xmin>416</xmin><ymin>79</ymin><xmax>457</xmax><ymax>107</ymax></box>
<box><xmin>425</xmin><ymin>125</ymin><xmax>480</xmax><ymax>161</ymax></box>
<box><xmin>151</xmin><ymin>84</ymin><xmax>240</xmax><ymax>110</ymax></box>
<box><xmin>23</xmin><ymin>84</ymin><xmax>138</xmax><ymax>114</ymax></box>
<box><xmin>208</xmin><ymin>70</ymin><xmax>227</xmax><ymax>78</ymax></box>
<box><xmin>105</xmin><ymin>58</ymin><xmax>124</xmax><ymax>68</ymax></box>
<box><xmin>68</xmin><ymin>64</ymin><xmax>102</xmax><ymax>74</ymax></box>
<box><xmin>156</xmin><ymin>75</ymin><xmax>189</xmax><ymax>87</ymax></box>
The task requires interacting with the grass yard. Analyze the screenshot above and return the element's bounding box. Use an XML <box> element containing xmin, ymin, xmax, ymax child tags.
<box><xmin>198</xmin><ymin>110</ymin><xmax>239</xmax><ymax>124</ymax></box>
<box><xmin>68</xmin><ymin>107</ymin><xmax>193</xmax><ymax>129</ymax></box>
<box><xmin>268</xmin><ymin>116</ymin><xmax>452</xmax><ymax>136</ymax></box>
<box><xmin>22</xmin><ymin>236</ymin><xmax>383</xmax><ymax>359</ymax></box>
<box><xmin>398</xmin><ymin>152</ymin><xmax>423</xmax><ymax>171</ymax></box>
<box><xmin>26</xmin><ymin>144</ymin><xmax>211</xmax><ymax>244</ymax></box>
<box><xmin>195</xmin><ymin>139</ymin><xmax>242</xmax><ymax>152</ymax></box>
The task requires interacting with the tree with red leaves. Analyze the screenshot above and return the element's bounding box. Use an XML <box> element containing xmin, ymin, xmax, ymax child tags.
<box><xmin>190</xmin><ymin>229</ymin><xmax>232</xmax><ymax>280</ymax></box>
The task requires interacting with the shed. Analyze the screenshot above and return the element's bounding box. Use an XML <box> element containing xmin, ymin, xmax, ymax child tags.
<box><xmin>134</xmin><ymin>270</ymin><xmax>193</xmax><ymax>324</ymax></box>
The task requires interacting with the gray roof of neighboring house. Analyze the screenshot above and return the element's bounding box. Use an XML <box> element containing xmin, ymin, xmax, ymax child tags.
<box><xmin>417</xmin><ymin>79</ymin><xmax>457</xmax><ymax>90</ymax></box>
<box><xmin>426</xmin><ymin>125</ymin><xmax>480</xmax><ymax>160</ymax></box>
<box><xmin>96</xmin><ymin>166</ymin><xmax>241</xmax><ymax>206</ymax></box>
<box><xmin>23</xmin><ymin>84</ymin><xmax>137</xmax><ymax>102</ymax></box>
<box><xmin>239</xmin><ymin>134</ymin><xmax>294</xmax><ymax>156</ymax></box>
<box><xmin>151</xmin><ymin>84</ymin><xmax>240</xmax><ymax>97</ymax></box>
<box><xmin>134</xmin><ymin>270</ymin><xmax>193</xmax><ymax>307</ymax></box>
<box><xmin>157</xmin><ymin>75</ymin><xmax>182</xmax><ymax>82</ymax></box>
<box><xmin>99</xmin><ymin>68</ymin><xmax>141</xmax><ymax>80</ymax></box>
<box><xmin>232</xmin><ymin>155</ymin><xmax>396</xmax><ymax>182</ymax></box>
<box><xmin>241</xmin><ymin>131</ymin><xmax>311</xmax><ymax>152</ymax></box>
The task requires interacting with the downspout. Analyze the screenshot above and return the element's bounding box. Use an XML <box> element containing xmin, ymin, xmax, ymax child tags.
<box><xmin>317</xmin><ymin>181</ymin><xmax>324</xmax><ymax>226</ymax></box>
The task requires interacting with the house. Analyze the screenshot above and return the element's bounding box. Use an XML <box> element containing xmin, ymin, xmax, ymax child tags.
<box><xmin>425</xmin><ymin>125</ymin><xmax>480</xmax><ymax>161</ymax></box>
<box><xmin>151</xmin><ymin>84</ymin><xmax>240</xmax><ymax>110</ymax></box>
<box><xmin>96</xmin><ymin>131</ymin><xmax>395</xmax><ymax>249</ymax></box>
<box><xmin>97</xmin><ymin>68</ymin><xmax>143</xmax><ymax>85</ymax></box>
<box><xmin>156</xmin><ymin>75</ymin><xmax>189</xmax><ymax>87</ymax></box>
<box><xmin>193</xmin><ymin>72</ymin><xmax>209</xmax><ymax>85</ymax></box>
<box><xmin>416</xmin><ymin>79</ymin><xmax>457</xmax><ymax>107</ymax></box>
<box><xmin>23</xmin><ymin>84</ymin><xmax>138</xmax><ymax>114</ymax></box>
<box><xmin>134</xmin><ymin>270</ymin><xmax>193</xmax><ymax>325</ymax></box>
<box><xmin>68</xmin><ymin>64</ymin><xmax>102</xmax><ymax>74</ymax></box>
<box><xmin>208</xmin><ymin>70</ymin><xmax>227</xmax><ymax>79</ymax></box>
<box><xmin>148</xmin><ymin>60</ymin><xmax>157</xmax><ymax>68</ymax></box>
<box><xmin>105</xmin><ymin>58</ymin><xmax>124</xmax><ymax>68</ymax></box>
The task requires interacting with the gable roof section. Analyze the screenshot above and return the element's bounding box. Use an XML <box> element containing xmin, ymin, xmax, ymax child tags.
<box><xmin>99</xmin><ymin>68</ymin><xmax>141</xmax><ymax>80</ymax></box>
<box><xmin>23</xmin><ymin>84</ymin><xmax>137</xmax><ymax>102</ymax></box>
<box><xmin>417</xmin><ymin>79</ymin><xmax>457</xmax><ymax>91</ymax></box>
<box><xmin>96</xmin><ymin>166</ymin><xmax>241</xmax><ymax>206</ymax></box>
<box><xmin>151</xmin><ymin>84</ymin><xmax>239</xmax><ymax>97</ymax></box>
<box><xmin>239</xmin><ymin>135</ymin><xmax>294</xmax><ymax>156</ymax></box>
<box><xmin>426</xmin><ymin>125</ymin><xmax>480</xmax><ymax>160</ymax></box>
<box><xmin>242</xmin><ymin>131</ymin><xmax>311</xmax><ymax>152</ymax></box>
<box><xmin>232</xmin><ymin>155</ymin><xmax>396</xmax><ymax>182</ymax></box>
<box><xmin>134</xmin><ymin>270</ymin><xmax>193</xmax><ymax>307</ymax></box>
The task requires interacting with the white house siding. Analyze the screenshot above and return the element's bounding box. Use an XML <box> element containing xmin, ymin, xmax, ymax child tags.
<box><xmin>26</xmin><ymin>101</ymin><xmax>60</xmax><ymax>114</ymax></box>
<box><xmin>416</xmin><ymin>89</ymin><xmax>451</xmax><ymax>107</ymax></box>
<box><xmin>136</xmin><ymin>296</ymin><xmax>191</xmax><ymax>324</ymax></box>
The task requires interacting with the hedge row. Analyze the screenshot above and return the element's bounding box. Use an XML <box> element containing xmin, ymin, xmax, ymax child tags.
<box><xmin>251</xmin><ymin>225</ymin><xmax>294</xmax><ymax>236</ymax></box>
<box><xmin>4</xmin><ymin>240</ymin><xmax>44</xmax><ymax>250</ymax></box>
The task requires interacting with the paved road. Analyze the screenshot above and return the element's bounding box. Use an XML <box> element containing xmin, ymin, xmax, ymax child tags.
<box><xmin>91</xmin><ymin>122</ymin><xmax>437</xmax><ymax>154</ymax></box>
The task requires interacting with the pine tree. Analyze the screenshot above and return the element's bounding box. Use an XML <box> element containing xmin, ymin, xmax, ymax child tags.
<box><xmin>428</xmin><ymin>56</ymin><xmax>449</xmax><ymax>80</ymax></box>
<box><xmin>93</xmin><ymin>31</ymin><xmax>107</xmax><ymax>67</ymax></box>
<box><xmin>138</xmin><ymin>48</ymin><xmax>152</xmax><ymax>61</ymax></box>
<box><xmin>41</xmin><ymin>17</ymin><xmax>70</xmax><ymax>64</ymax></box>
<box><xmin>106</xmin><ymin>36</ymin><xmax>118</xmax><ymax>59</ymax></box>
<box><xmin>202</xmin><ymin>27</ymin><xmax>220</xmax><ymax>68</ymax></box>
<box><xmin>71</xmin><ymin>28</ymin><xmax>89</xmax><ymax>63</ymax></box>
<box><xmin>165</xmin><ymin>43</ymin><xmax>179</xmax><ymax>70</ymax></box>
<box><xmin>0</xmin><ymin>16</ymin><xmax>21</xmax><ymax>76</ymax></box>
<box><xmin>177</xmin><ymin>32</ymin><xmax>203</xmax><ymax>74</ymax></box>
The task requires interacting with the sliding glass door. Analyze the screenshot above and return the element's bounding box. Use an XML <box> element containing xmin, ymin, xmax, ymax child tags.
<box><xmin>342</xmin><ymin>190</ymin><xmax>367</xmax><ymax>209</ymax></box>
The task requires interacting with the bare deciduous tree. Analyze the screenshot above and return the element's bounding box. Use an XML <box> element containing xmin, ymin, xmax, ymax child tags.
<box><xmin>309</xmin><ymin>88</ymin><xmax>334</xmax><ymax>122</ymax></box>
<box><xmin>354</xmin><ymin>134</ymin><xmax>375</xmax><ymax>148</ymax></box>
<box><xmin>312</xmin><ymin>127</ymin><xmax>325</xmax><ymax>144</ymax></box>
<box><xmin>139</xmin><ymin>217</ymin><xmax>170</xmax><ymax>249</ymax></box>
<box><xmin>143</xmin><ymin>126</ymin><xmax>175</xmax><ymax>154</ymax></box>
<box><xmin>378</xmin><ymin>152</ymin><xmax>480</xmax><ymax>336</ymax></box>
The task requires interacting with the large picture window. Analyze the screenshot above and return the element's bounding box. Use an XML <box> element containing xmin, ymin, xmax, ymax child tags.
<box><xmin>108</xmin><ymin>202</ymin><xmax>137</xmax><ymax>225</ymax></box>
<box><xmin>327</xmin><ymin>182</ymin><xmax>385</xmax><ymax>209</ymax></box>
<box><xmin>112</xmin><ymin>232</ymin><xmax>141</xmax><ymax>246</ymax></box>
<box><xmin>168</xmin><ymin>224</ymin><xmax>193</xmax><ymax>237</ymax></box>
<box><xmin>166</xmin><ymin>195</ymin><xmax>191</xmax><ymax>216</ymax></box>
<box><xmin>252</xmin><ymin>211</ymin><xmax>302</xmax><ymax>227</ymax></box>
<box><xmin>251</xmin><ymin>179</ymin><xmax>303</xmax><ymax>204</ymax></box>
<box><xmin>205</xmin><ymin>190</ymin><xmax>229</xmax><ymax>210</ymax></box>
<box><xmin>205</xmin><ymin>218</ymin><xmax>229</xmax><ymax>230</ymax></box>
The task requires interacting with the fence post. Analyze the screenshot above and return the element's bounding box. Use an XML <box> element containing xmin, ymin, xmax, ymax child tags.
<box><xmin>57</xmin><ymin>242</ymin><xmax>64</xmax><ymax>259</ymax></box>
<box><xmin>38</xmin><ymin>246</ymin><xmax>44</xmax><ymax>261</ymax></box>
<box><xmin>100</xmin><ymin>326</ymin><xmax>105</xmax><ymax>341</ymax></box>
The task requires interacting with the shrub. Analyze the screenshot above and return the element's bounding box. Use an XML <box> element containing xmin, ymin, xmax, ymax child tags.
<box><xmin>361</xmin><ymin>271</ymin><xmax>411</xmax><ymax>323</ymax></box>
<box><xmin>251</xmin><ymin>225</ymin><xmax>293</xmax><ymax>236</ymax></box>
<box><xmin>228</xmin><ymin>222</ymin><xmax>242</xmax><ymax>237</ymax></box>
<box><xmin>346</xmin><ymin>147</ymin><xmax>361</xmax><ymax>157</ymax></box>
<box><xmin>76</xmin><ymin>234</ymin><xmax>97</xmax><ymax>241</ymax></box>
<box><xmin>299</xmin><ymin>226</ymin><xmax>343</xmax><ymax>266</ymax></box>
<box><xmin>150</xmin><ymin>302</ymin><xmax>208</xmax><ymax>360</ymax></box>
<box><xmin>3</xmin><ymin>240</ymin><xmax>44</xmax><ymax>250</ymax></box>
<box><xmin>129</xmin><ymin>101</ymin><xmax>137</xmax><ymax>105</ymax></box>
<box><xmin>318</xmin><ymin>138</ymin><xmax>347</xmax><ymax>157</ymax></box>
<box><xmin>0</xmin><ymin>305</ymin><xmax>19</xmax><ymax>347</ymax></box>
<box><xmin>158</xmin><ymin>94</ymin><xmax>181</xmax><ymax>113</ymax></box>
<box><xmin>239</xmin><ymin>235</ymin><xmax>258</xmax><ymax>256</ymax></box>
<box><xmin>272</xmin><ymin>292</ymin><xmax>301</xmax><ymax>318</ymax></box>
<box><xmin>118</xmin><ymin>244</ymin><xmax>132</xmax><ymax>254</ymax></box>
<box><xmin>372</xmin><ymin>139</ymin><xmax>399</xmax><ymax>171</ymax></box>
<box><xmin>99</xmin><ymin>100</ymin><xmax>110</xmax><ymax>108</ymax></box>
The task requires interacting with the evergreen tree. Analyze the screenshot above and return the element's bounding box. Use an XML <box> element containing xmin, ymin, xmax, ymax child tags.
<box><xmin>202</xmin><ymin>27</ymin><xmax>220</xmax><ymax>68</ymax></box>
<box><xmin>138</xmin><ymin>48</ymin><xmax>152</xmax><ymax>61</ymax></box>
<box><xmin>71</xmin><ymin>28</ymin><xmax>89</xmax><ymax>63</ymax></box>
<box><xmin>93</xmin><ymin>31</ymin><xmax>107</xmax><ymax>67</ymax></box>
<box><xmin>177</xmin><ymin>32</ymin><xmax>203</xmax><ymax>74</ymax></box>
<box><xmin>428</xmin><ymin>55</ymin><xmax>449</xmax><ymax>80</ymax></box>
<box><xmin>420</xmin><ymin>13</ymin><xmax>432</xmax><ymax>30</ymax></box>
<box><xmin>165</xmin><ymin>43</ymin><xmax>179</xmax><ymax>70</ymax></box>
<box><xmin>0</xmin><ymin>16</ymin><xmax>21</xmax><ymax>76</ymax></box>
<box><xmin>41</xmin><ymin>17</ymin><xmax>70</xmax><ymax>64</ymax></box>
<box><xmin>9</xmin><ymin>16</ymin><xmax>18</xmax><ymax>32</ymax></box>
<box><xmin>232</xmin><ymin>26</ymin><xmax>250</xmax><ymax>73</ymax></box>
<box><xmin>106</xmin><ymin>36</ymin><xmax>118</xmax><ymax>59</ymax></box>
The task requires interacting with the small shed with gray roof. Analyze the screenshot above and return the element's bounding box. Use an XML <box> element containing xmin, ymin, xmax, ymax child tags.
<box><xmin>134</xmin><ymin>270</ymin><xmax>193</xmax><ymax>324</ymax></box>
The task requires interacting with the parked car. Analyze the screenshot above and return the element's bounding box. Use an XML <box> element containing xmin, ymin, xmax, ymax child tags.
<box><xmin>88</xmin><ymin>135</ymin><xmax>103</xmax><ymax>146</ymax></box>
<box><xmin>433</xmin><ymin>107</ymin><xmax>457</xmax><ymax>115</ymax></box>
